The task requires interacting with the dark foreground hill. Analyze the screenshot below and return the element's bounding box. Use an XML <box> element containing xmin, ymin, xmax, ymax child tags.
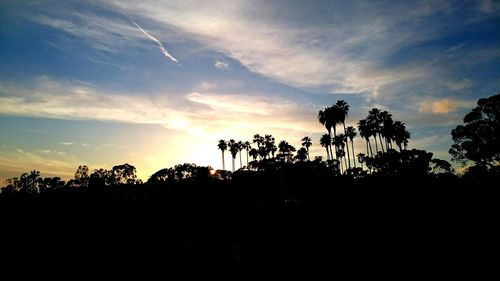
<box><xmin>0</xmin><ymin>173</ymin><xmax>496</xmax><ymax>279</ymax></box>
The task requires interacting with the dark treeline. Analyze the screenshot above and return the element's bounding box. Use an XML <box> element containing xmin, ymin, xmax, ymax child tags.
<box><xmin>1</xmin><ymin>94</ymin><xmax>498</xmax><ymax>278</ymax></box>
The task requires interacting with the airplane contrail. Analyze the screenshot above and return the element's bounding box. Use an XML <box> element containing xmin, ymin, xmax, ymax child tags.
<box><xmin>130</xmin><ymin>19</ymin><xmax>179</xmax><ymax>63</ymax></box>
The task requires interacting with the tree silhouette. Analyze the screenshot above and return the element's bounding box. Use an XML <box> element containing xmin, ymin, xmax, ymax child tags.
<box><xmin>228</xmin><ymin>139</ymin><xmax>238</xmax><ymax>172</ymax></box>
<box><xmin>217</xmin><ymin>140</ymin><xmax>228</xmax><ymax>170</ymax></box>
<box><xmin>237</xmin><ymin>141</ymin><xmax>243</xmax><ymax>169</ymax></box>
<box><xmin>74</xmin><ymin>165</ymin><xmax>90</xmax><ymax>187</ymax></box>
<box><xmin>358</xmin><ymin>119</ymin><xmax>374</xmax><ymax>157</ymax></box>
<box><xmin>278</xmin><ymin>140</ymin><xmax>296</xmax><ymax>162</ymax></box>
<box><xmin>295</xmin><ymin>147</ymin><xmax>308</xmax><ymax>162</ymax></box>
<box><xmin>318</xmin><ymin>107</ymin><xmax>336</xmax><ymax>159</ymax></box>
<box><xmin>243</xmin><ymin>141</ymin><xmax>251</xmax><ymax>165</ymax></box>
<box><xmin>336</xmin><ymin>100</ymin><xmax>351</xmax><ymax>168</ymax></box>
<box><xmin>380</xmin><ymin>110</ymin><xmax>394</xmax><ymax>151</ymax></box>
<box><xmin>367</xmin><ymin>108</ymin><xmax>384</xmax><ymax>153</ymax></box>
<box><xmin>345</xmin><ymin>126</ymin><xmax>357</xmax><ymax>168</ymax></box>
<box><xmin>320</xmin><ymin>134</ymin><xmax>332</xmax><ymax>160</ymax></box>
<box><xmin>449</xmin><ymin>93</ymin><xmax>500</xmax><ymax>168</ymax></box>
<box><xmin>393</xmin><ymin>121</ymin><xmax>410</xmax><ymax>152</ymax></box>
<box><xmin>111</xmin><ymin>163</ymin><xmax>138</xmax><ymax>184</ymax></box>
<box><xmin>301</xmin><ymin>136</ymin><xmax>312</xmax><ymax>160</ymax></box>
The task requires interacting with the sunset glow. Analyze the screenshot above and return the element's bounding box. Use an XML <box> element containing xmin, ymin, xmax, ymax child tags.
<box><xmin>1</xmin><ymin>1</ymin><xmax>499</xmax><ymax>182</ymax></box>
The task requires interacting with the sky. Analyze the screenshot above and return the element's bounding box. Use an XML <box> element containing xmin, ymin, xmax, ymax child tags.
<box><xmin>0</xmin><ymin>0</ymin><xmax>499</xmax><ymax>182</ymax></box>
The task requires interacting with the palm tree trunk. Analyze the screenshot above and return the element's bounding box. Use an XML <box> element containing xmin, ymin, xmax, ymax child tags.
<box><xmin>378</xmin><ymin>134</ymin><xmax>385</xmax><ymax>153</ymax></box>
<box><xmin>343</xmin><ymin>123</ymin><xmax>351</xmax><ymax>169</ymax></box>
<box><xmin>325</xmin><ymin>147</ymin><xmax>330</xmax><ymax>160</ymax></box>
<box><xmin>373</xmin><ymin>136</ymin><xmax>379</xmax><ymax>154</ymax></box>
<box><xmin>232</xmin><ymin>158</ymin><xmax>235</xmax><ymax>172</ymax></box>
<box><xmin>368</xmin><ymin>139</ymin><xmax>374</xmax><ymax>157</ymax></box>
<box><xmin>307</xmin><ymin>148</ymin><xmax>310</xmax><ymax>160</ymax></box>
<box><xmin>246</xmin><ymin>150</ymin><xmax>249</xmax><ymax>165</ymax></box>
<box><xmin>351</xmin><ymin>140</ymin><xmax>356</xmax><ymax>168</ymax></box>
<box><xmin>221</xmin><ymin>151</ymin><xmax>225</xmax><ymax>170</ymax></box>
<box><xmin>239</xmin><ymin>152</ymin><xmax>242</xmax><ymax>168</ymax></box>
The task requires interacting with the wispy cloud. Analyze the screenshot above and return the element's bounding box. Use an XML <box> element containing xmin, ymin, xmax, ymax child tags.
<box><xmin>0</xmin><ymin>76</ymin><xmax>318</xmax><ymax>142</ymax></box>
<box><xmin>214</xmin><ymin>60</ymin><xmax>229</xmax><ymax>70</ymax></box>
<box><xmin>130</xmin><ymin>19</ymin><xmax>178</xmax><ymax>63</ymax></box>
<box><xmin>60</xmin><ymin>142</ymin><xmax>74</xmax><ymax>146</ymax></box>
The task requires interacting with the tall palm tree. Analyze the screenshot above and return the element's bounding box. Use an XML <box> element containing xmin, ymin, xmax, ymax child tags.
<box><xmin>393</xmin><ymin>121</ymin><xmax>410</xmax><ymax>152</ymax></box>
<box><xmin>335</xmin><ymin>100</ymin><xmax>351</xmax><ymax>168</ymax></box>
<box><xmin>237</xmin><ymin>141</ymin><xmax>243</xmax><ymax>168</ymax></box>
<box><xmin>228</xmin><ymin>139</ymin><xmax>238</xmax><ymax>172</ymax></box>
<box><xmin>358</xmin><ymin>119</ymin><xmax>374</xmax><ymax>157</ymax></box>
<box><xmin>318</xmin><ymin>107</ymin><xmax>336</xmax><ymax>159</ymax></box>
<box><xmin>345</xmin><ymin>126</ymin><xmax>357</xmax><ymax>168</ymax></box>
<box><xmin>334</xmin><ymin>134</ymin><xmax>348</xmax><ymax>170</ymax></box>
<box><xmin>217</xmin><ymin>140</ymin><xmax>228</xmax><ymax>170</ymax></box>
<box><xmin>278</xmin><ymin>140</ymin><xmax>295</xmax><ymax>162</ymax></box>
<box><xmin>380</xmin><ymin>110</ymin><xmax>394</xmax><ymax>150</ymax></box>
<box><xmin>264</xmin><ymin>134</ymin><xmax>276</xmax><ymax>158</ymax></box>
<box><xmin>301</xmin><ymin>136</ymin><xmax>312</xmax><ymax>160</ymax></box>
<box><xmin>243</xmin><ymin>141</ymin><xmax>251</xmax><ymax>165</ymax></box>
<box><xmin>367</xmin><ymin>108</ymin><xmax>384</xmax><ymax>153</ymax></box>
<box><xmin>320</xmin><ymin>134</ymin><xmax>332</xmax><ymax>160</ymax></box>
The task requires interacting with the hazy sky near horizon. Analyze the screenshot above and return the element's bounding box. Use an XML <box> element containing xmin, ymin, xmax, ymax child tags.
<box><xmin>0</xmin><ymin>0</ymin><xmax>499</xmax><ymax>181</ymax></box>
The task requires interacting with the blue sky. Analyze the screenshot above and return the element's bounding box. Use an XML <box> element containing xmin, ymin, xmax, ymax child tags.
<box><xmin>0</xmin><ymin>0</ymin><xmax>499</xmax><ymax>181</ymax></box>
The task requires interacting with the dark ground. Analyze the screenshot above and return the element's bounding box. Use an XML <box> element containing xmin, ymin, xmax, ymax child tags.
<box><xmin>0</xmin><ymin>177</ymin><xmax>495</xmax><ymax>278</ymax></box>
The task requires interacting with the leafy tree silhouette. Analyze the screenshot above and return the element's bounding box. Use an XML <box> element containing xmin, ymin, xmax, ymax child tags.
<box><xmin>449</xmin><ymin>93</ymin><xmax>500</xmax><ymax>169</ymax></box>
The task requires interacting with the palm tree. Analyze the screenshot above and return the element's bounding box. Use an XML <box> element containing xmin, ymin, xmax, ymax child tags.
<box><xmin>334</xmin><ymin>134</ymin><xmax>348</xmax><ymax>171</ymax></box>
<box><xmin>253</xmin><ymin>134</ymin><xmax>264</xmax><ymax>158</ymax></box>
<box><xmin>295</xmin><ymin>147</ymin><xmax>308</xmax><ymax>162</ymax></box>
<box><xmin>320</xmin><ymin>134</ymin><xmax>332</xmax><ymax>160</ymax></box>
<box><xmin>393</xmin><ymin>121</ymin><xmax>410</xmax><ymax>151</ymax></box>
<box><xmin>249</xmin><ymin>148</ymin><xmax>258</xmax><ymax>161</ymax></box>
<box><xmin>358</xmin><ymin>119</ymin><xmax>374</xmax><ymax>157</ymax></box>
<box><xmin>318</xmin><ymin>107</ymin><xmax>336</xmax><ymax>159</ymax></box>
<box><xmin>367</xmin><ymin>108</ymin><xmax>384</xmax><ymax>153</ymax></box>
<box><xmin>217</xmin><ymin>140</ymin><xmax>228</xmax><ymax>170</ymax></box>
<box><xmin>244</xmin><ymin>141</ymin><xmax>251</xmax><ymax>165</ymax></box>
<box><xmin>278</xmin><ymin>140</ymin><xmax>296</xmax><ymax>162</ymax></box>
<box><xmin>228</xmin><ymin>139</ymin><xmax>238</xmax><ymax>172</ymax></box>
<box><xmin>237</xmin><ymin>141</ymin><xmax>243</xmax><ymax>169</ymax></box>
<box><xmin>264</xmin><ymin>134</ymin><xmax>276</xmax><ymax>158</ymax></box>
<box><xmin>345</xmin><ymin>126</ymin><xmax>357</xmax><ymax>168</ymax></box>
<box><xmin>336</xmin><ymin>100</ymin><xmax>351</xmax><ymax>168</ymax></box>
<box><xmin>380</xmin><ymin>110</ymin><xmax>394</xmax><ymax>150</ymax></box>
<box><xmin>301</xmin><ymin>136</ymin><xmax>312</xmax><ymax>160</ymax></box>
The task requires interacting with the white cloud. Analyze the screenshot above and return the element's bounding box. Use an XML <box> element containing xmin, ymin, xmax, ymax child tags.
<box><xmin>60</xmin><ymin>142</ymin><xmax>74</xmax><ymax>146</ymax></box>
<box><xmin>214</xmin><ymin>60</ymin><xmax>229</xmax><ymax>70</ymax></box>
<box><xmin>0</xmin><ymin>76</ymin><xmax>319</xmax><ymax>144</ymax></box>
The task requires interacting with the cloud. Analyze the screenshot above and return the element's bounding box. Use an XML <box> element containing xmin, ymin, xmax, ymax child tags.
<box><xmin>130</xmin><ymin>19</ymin><xmax>179</xmax><ymax>63</ymax></box>
<box><xmin>0</xmin><ymin>76</ymin><xmax>319</xmax><ymax>143</ymax></box>
<box><xmin>446</xmin><ymin>78</ymin><xmax>472</xmax><ymax>92</ymax></box>
<box><xmin>214</xmin><ymin>60</ymin><xmax>229</xmax><ymax>70</ymax></box>
<box><xmin>60</xmin><ymin>142</ymin><xmax>74</xmax><ymax>146</ymax></box>
<box><xmin>418</xmin><ymin>99</ymin><xmax>475</xmax><ymax>114</ymax></box>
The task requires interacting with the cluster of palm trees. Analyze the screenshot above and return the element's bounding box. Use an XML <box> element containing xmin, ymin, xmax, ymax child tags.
<box><xmin>217</xmin><ymin>135</ymin><xmax>314</xmax><ymax>172</ymax></box>
<box><xmin>357</xmin><ymin>108</ymin><xmax>411</xmax><ymax>158</ymax></box>
<box><xmin>317</xmin><ymin>101</ymin><xmax>411</xmax><ymax>172</ymax></box>
<box><xmin>317</xmin><ymin>100</ymin><xmax>357</xmax><ymax>172</ymax></box>
<box><xmin>218</xmin><ymin>100</ymin><xmax>411</xmax><ymax>173</ymax></box>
